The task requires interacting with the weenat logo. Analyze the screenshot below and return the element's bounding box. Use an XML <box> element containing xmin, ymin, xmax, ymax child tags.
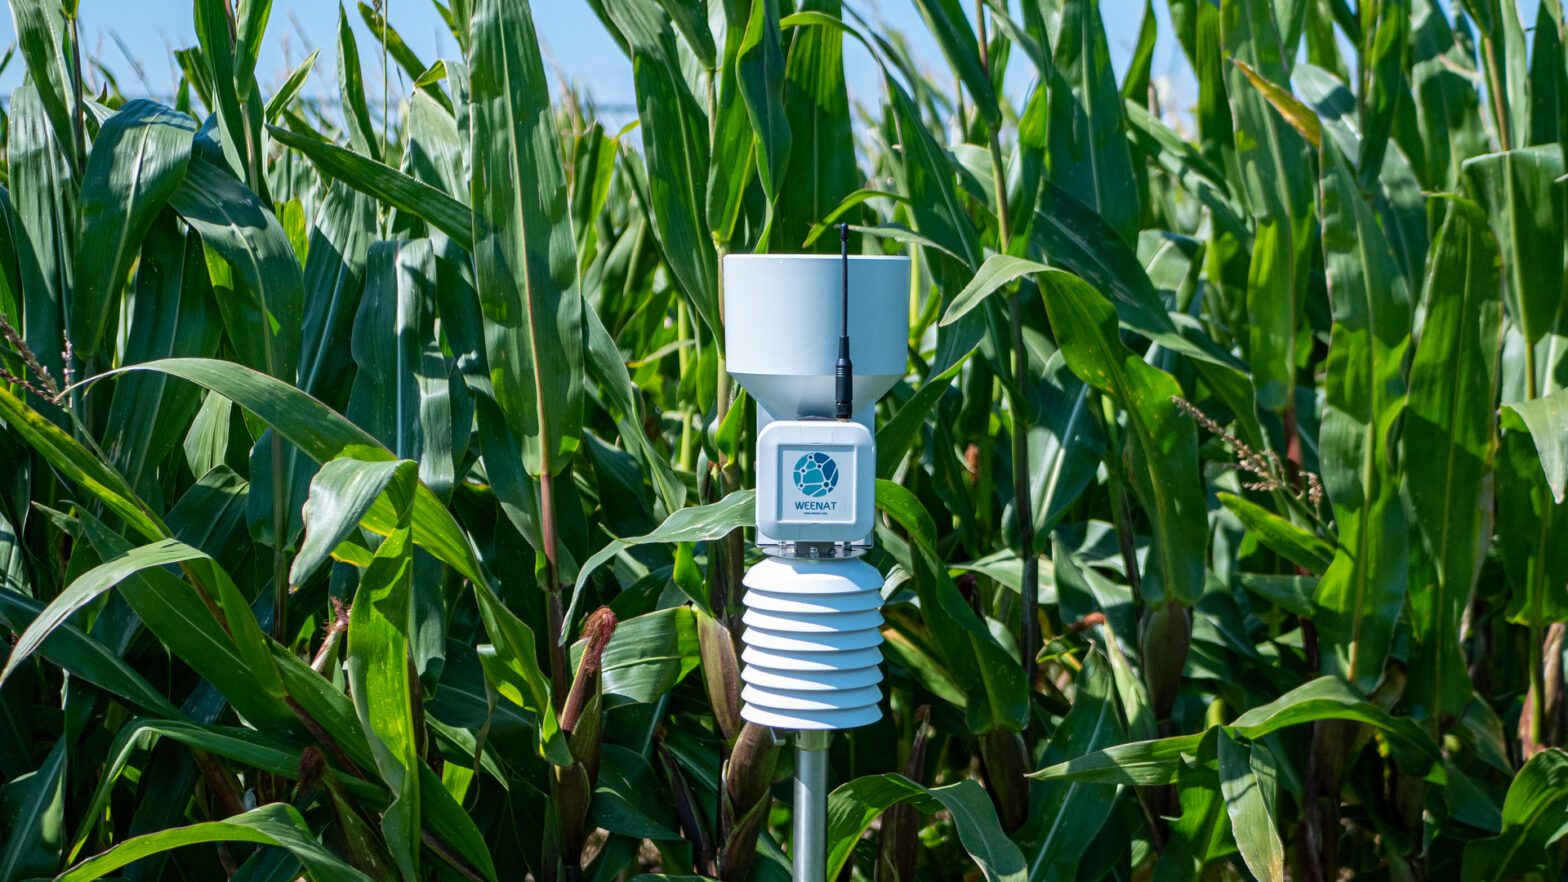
<box><xmin>791</xmin><ymin>452</ymin><xmax>840</xmax><ymax>511</ymax></box>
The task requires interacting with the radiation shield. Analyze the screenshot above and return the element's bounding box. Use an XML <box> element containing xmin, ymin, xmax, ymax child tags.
<box><xmin>737</xmin><ymin>556</ymin><xmax>886</xmax><ymax>731</ymax></box>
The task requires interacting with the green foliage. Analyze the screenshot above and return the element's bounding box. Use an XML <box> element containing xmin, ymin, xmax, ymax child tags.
<box><xmin>1</xmin><ymin>0</ymin><xmax>1567</xmax><ymax>880</ymax></box>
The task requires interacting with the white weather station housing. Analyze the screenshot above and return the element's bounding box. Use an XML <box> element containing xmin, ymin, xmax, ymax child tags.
<box><xmin>723</xmin><ymin>231</ymin><xmax>909</xmax><ymax>881</ymax></box>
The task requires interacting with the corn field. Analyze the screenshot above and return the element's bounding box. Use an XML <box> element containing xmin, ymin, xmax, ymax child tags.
<box><xmin>0</xmin><ymin>0</ymin><xmax>1566</xmax><ymax>878</ymax></box>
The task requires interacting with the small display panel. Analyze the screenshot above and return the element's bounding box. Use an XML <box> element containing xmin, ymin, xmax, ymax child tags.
<box><xmin>777</xmin><ymin>445</ymin><xmax>857</xmax><ymax>525</ymax></box>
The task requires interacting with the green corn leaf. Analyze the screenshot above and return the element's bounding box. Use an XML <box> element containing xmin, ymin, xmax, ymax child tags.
<box><xmin>10</xmin><ymin>83</ymin><xmax>78</xmax><ymax>388</ymax></box>
<box><xmin>1463</xmin><ymin>146</ymin><xmax>1567</xmax><ymax>348</ymax></box>
<box><xmin>875</xmin><ymin>479</ymin><xmax>938</xmax><ymax>552</ymax></box>
<box><xmin>71</xmin><ymin>101</ymin><xmax>194</xmax><ymax>359</ymax></box>
<box><xmin>1222</xmin><ymin>0</ymin><xmax>1315</xmax><ymax>413</ymax></box>
<box><xmin>886</xmin><ymin>76</ymin><xmax>983</xmax><ymax>274</ymax></box>
<box><xmin>101</xmin><ymin>213</ymin><xmax>221</xmax><ymax>493</ymax></box>
<box><xmin>776</xmin><ymin>2</ymin><xmax>858</xmax><ymax>253</ymax></box>
<box><xmin>0</xmin><ymin>385</ymin><xmax>168</xmax><ymax>542</ymax></box>
<box><xmin>168</xmin><ymin>157</ymin><xmax>303</xmax><ymax>383</ymax></box>
<box><xmin>0</xmin><ymin>537</ymin><xmax>241</xmax><ymax>688</ymax></box>
<box><xmin>1460</xmin><ymin>749</ymin><xmax>1568</xmax><ymax>882</ymax></box>
<box><xmin>570</xmin><ymin>490</ymin><xmax>755</xmax><ymax>625</ymax></box>
<box><xmin>736</xmin><ymin>0</ymin><xmax>791</xmax><ymax>208</ymax></box>
<box><xmin>55</xmin><ymin>803</ymin><xmax>376</xmax><ymax>882</ymax></box>
<box><xmin>1496</xmin><ymin>408</ymin><xmax>1568</xmax><ymax>625</ymax></box>
<box><xmin>940</xmin><ymin>255</ymin><xmax>1049</xmax><ymax>327</ymax></box>
<box><xmin>291</xmin><ymin>458</ymin><xmax>406</xmax><ymax>586</ymax></box>
<box><xmin>1037</xmin><ymin>678</ymin><xmax>1442</xmax><ymax>786</ymax></box>
<box><xmin>1218</xmin><ymin>731</ymin><xmax>1285</xmax><ymax>882</ymax></box>
<box><xmin>801</xmin><ymin>190</ymin><xmax>910</xmax><ymax>248</ymax></box>
<box><xmin>1227</xmin><ymin>676</ymin><xmax>1441</xmax><ymax>770</ymax></box>
<box><xmin>1314</xmin><ymin>140</ymin><xmax>1411</xmax><ymax>692</ymax></box>
<box><xmin>1123</xmin><ymin>100</ymin><xmax>1249</xmax><ymax>240</ymax></box>
<box><xmin>705</xmin><ymin>45</ymin><xmax>755</xmax><ymax>248</ymax></box>
<box><xmin>7</xmin><ymin>0</ymin><xmax>76</xmax><ymax>169</ymax></box>
<box><xmin>602</xmin><ymin>0</ymin><xmax>720</xmax><ymax>337</ymax></box>
<box><xmin>357</xmin><ymin>1</ymin><xmax>449</xmax><ymax>111</ymax></box>
<box><xmin>345</xmin><ymin>460</ymin><xmax>422</xmax><ymax>880</ymax></box>
<box><xmin>1023</xmin><ymin>653</ymin><xmax>1124</xmax><ymax>882</ymax></box>
<box><xmin>583</xmin><ymin>298</ymin><xmax>685</xmax><ymax>514</ymax></box>
<box><xmin>99</xmin><ymin>359</ymin><xmax>472</xmax><ymax>575</ymax></box>
<box><xmin>335</xmin><ymin>4</ymin><xmax>380</xmax><ymax>162</ymax></box>
<box><xmin>0</xmin><ymin>188</ymin><xmax>24</xmax><ymax>325</ymax></box>
<box><xmin>1356</xmin><ymin>0</ymin><xmax>1407</xmax><ymax>178</ymax></box>
<box><xmin>0</xmin><ymin>736</ymin><xmax>67</xmax><ymax>880</ymax></box>
<box><xmin>269</xmin><ymin>125</ymin><xmax>475</xmax><ymax>253</ymax></box>
<box><xmin>1527</xmin><ymin>0</ymin><xmax>1564</xmax><ymax>148</ymax></box>
<box><xmin>1217</xmin><ymin>492</ymin><xmax>1335</xmax><ymax>574</ymax></box>
<box><xmin>1028</xmin><ymin>733</ymin><xmax>1207</xmax><ymax>785</ymax></box>
<box><xmin>0</xmin><ymin>588</ymin><xmax>184</xmax><ymax>718</ymax></box>
<box><xmin>826</xmin><ymin>775</ymin><xmax>1024</xmax><ymax>882</ymax></box>
<box><xmin>344</xmin><ymin>239</ymin><xmax>465</xmax><ymax>510</ymax></box>
<box><xmin>72</xmin><ymin>515</ymin><xmax>299</xmax><ymax>736</ymax></box>
<box><xmin>469</xmin><ymin>0</ymin><xmax>585</xmax><ymax>477</ymax></box>
<box><xmin>1121</xmin><ymin>0</ymin><xmax>1157</xmax><ymax>101</ymax></box>
<box><xmin>95</xmin><ymin>358</ymin><xmax>565</xmax><ymax>763</ymax></box>
<box><xmin>1238</xmin><ymin>572</ymin><xmax>1318</xmax><ymax>616</ymax></box>
<box><xmin>1405</xmin><ymin>198</ymin><xmax>1503</xmax><ymax>721</ymax></box>
<box><xmin>298</xmin><ymin>182</ymin><xmax>376</xmax><ymax>400</ymax></box>
<box><xmin>1499</xmin><ymin>0</ymin><xmax>1532</xmax><ymax>148</ymax></box>
<box><xmin>69</xmin><ymin>716</ymin><xmax>387</xmax><ymax>861</ymax></box>
<box><xmin>910</xmin><ymin>0</ymin><xmax>1000</xmax><ymax>129</ymax></box>
<box><xmin>590</xmin><ymin>744</ymin><xmax>686</xmax><ymax>841</ymax></box>
<box><xmin>1039</xmin><ymin>269</ymin><xmax>1207</xmax><ymax>606</ymax></box>
<box><xmin>1155</xmin><ymin>727</ymin><xmax>1227</xmax><ymax>875</ymax></box>
<box><xmin>570</xmin><ymin>607</ymin><xmax>699</xmax><ymax>707</ymax></box>
<box><xmin>407</xmin><ymin>85</ymin><xmax>468</xmax><ymax>204</ymax></box>
<box><xmin>1029</xmin><ymin>183</ymin><xmax>1243</xmax><ymax>371</ymax></box>
<box><xmin>193</xmin><ymin>0</ymin><xmax>257</xmax><ymax>185</ymax></box>
<box><xmin>1504</xmin><ymin>388</ymin><xmax>1568</xmax><ymax>504</ymax></box>
<box><xmin>876</xmin><ymin>349</ymin><xmax>974</xmax><ymax>478</ymax></box>
<box><xmin>264</xmin><ymin>49</ymin><xmax>319</xmax><ymax>124</ymax></box>
<box><xmin>1409</xmin><ymin>0</ymin><xmax>1488</xmax><ymax>189</ymax></box>
<box><xmin>232</xmin><ymin>0</ymin><xmax>273</xmax><ymax>102</ymax></box>
<box><xmin>905</xmin><ymin>534</ymin><xmax>1030</xmax><ymax>733</ymax></box>
<box><xmin>1047</xmin><ymin>0</ymin><xmax>1140</xmax><ymax>243</ymax></box>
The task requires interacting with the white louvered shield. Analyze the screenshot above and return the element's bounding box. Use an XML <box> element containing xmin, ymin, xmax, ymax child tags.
<box><xmin>739</xmin><ymin>556</ymin><xmax>885</xmax><ymax>730</ymax></box>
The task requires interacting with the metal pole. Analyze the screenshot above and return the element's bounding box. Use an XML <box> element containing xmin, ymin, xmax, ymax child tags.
<box><xmin>792</xmin><ymin>729</ymin><xmax>833</xmax><ymax>882</ymax></box>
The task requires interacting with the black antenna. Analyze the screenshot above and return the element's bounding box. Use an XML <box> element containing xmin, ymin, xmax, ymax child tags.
<box><xmin>835</xmin><ymin>223</ymin><xmax>854</xmax><ymax>421</ymax></box>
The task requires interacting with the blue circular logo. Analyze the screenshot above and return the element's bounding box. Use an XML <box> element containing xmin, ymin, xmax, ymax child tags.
<box><xmin>792</xmin><ymin>452</ymin><xmax>840</xmax><ymax>498</ymax></box>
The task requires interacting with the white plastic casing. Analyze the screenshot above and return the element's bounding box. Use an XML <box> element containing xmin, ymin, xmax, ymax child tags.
<box><xmin>723</xmin><ymin>255</ymin><xmax>910</xmax><ymax>421</ymax></box>
<box><xmin>739</xmin><ymin>556</ymin><xmax>885</xmax><ymax>730</ymax></box>
<box><xmin>756</xmin><ymin>419</ymin><xmax>875</xmax><ymax>544</ymax></box>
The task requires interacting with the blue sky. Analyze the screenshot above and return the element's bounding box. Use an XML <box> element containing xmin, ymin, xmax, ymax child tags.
<box><xmin>0</xmin><ymin>0</ymin><xmax>1185</xmax><ymax>117</ymax></box>
<box><xmin>0</xmin><ymin>0</ymin><xmax>1547</xmax><ymax>128</ymax></box>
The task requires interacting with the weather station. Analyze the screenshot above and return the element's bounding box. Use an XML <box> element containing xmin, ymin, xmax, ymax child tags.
<box><xmin>722</xmin><ymin>229</ymin><xmax>910</xmax><ymax>882</ymax></box>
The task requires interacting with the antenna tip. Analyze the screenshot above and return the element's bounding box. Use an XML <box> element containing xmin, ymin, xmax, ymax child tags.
<box><xmin>839</xmin><ymin>222</ymin><xmax>849</xmax><ymax>243</ymax></box>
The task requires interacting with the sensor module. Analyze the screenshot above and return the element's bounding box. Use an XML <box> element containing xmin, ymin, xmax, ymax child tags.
<box><xmin>755</xmin><ymin>419</ymin><xmax>875</xmax><ymax>542</ymax></box>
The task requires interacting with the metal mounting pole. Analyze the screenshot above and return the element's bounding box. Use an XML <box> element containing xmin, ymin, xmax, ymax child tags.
<box><xmin>792</xmin><ymin>729</ymin><xmax>833</xmax><ymax>882</ymax></box>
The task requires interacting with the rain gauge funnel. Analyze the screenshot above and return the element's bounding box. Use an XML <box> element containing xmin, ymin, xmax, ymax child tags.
<box><xmin>724</xmin><ymin>247</ymin><xmax>909</xmax><ymax>879</ymax></box>
<box><xmin>725</xmin><ymin>255</ymin><xmax>910</xmax><ymax>424</ymax></box>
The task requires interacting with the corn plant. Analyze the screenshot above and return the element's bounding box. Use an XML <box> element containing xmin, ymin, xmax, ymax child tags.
<box><xmin>1</xmin><ymin>0</ymin><xmax>1568</xmax><ymax>878</ymax></box>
